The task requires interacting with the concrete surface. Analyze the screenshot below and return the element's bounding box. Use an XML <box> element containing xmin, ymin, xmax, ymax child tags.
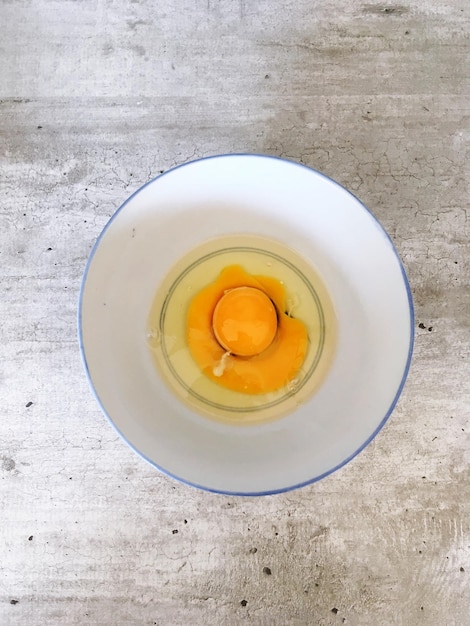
<box><xmin>1</xmin><ymin>0</ymin><xmax>469</xmax><ymax>624</ymax></box>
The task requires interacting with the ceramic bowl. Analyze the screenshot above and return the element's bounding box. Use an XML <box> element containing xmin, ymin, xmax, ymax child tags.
<box><xmin>79</xmin><ymin>154</ymin><xmax>413</xmax><ymax>495</ymax></box>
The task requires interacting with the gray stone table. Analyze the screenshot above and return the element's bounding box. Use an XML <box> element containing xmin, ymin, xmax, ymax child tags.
<box><xmin>1</xmin><ymin>0</ymin><xmax>468</xmax><ymax>624</ymax></box>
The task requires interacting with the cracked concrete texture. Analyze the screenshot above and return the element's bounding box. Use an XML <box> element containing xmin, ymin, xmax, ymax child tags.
<box><xmin>0</xmin><ymin>0</ymin><xmax>469</xmax><ymax>625</ymax></box>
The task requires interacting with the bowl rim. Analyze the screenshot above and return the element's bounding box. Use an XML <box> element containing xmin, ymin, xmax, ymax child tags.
<box><xmin>78</xmin><ymin>153</ymin><xmax>415</xmax><ymax>496</ymax></box>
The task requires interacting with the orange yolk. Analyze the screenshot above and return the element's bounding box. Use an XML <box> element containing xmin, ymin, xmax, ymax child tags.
<box><xmin>186</xmin><ymin>265</ymin><xmax>308</xmax><ymax>395</ymax></box>
<box><xmin>212</xmin><ymin>287</ymin><xmax>278</xmax><ymax>357</ymax></box>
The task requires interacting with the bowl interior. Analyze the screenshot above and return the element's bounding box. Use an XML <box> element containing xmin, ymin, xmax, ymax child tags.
<box><xmin>79</xmin><ymin>155</ymin><xmax>413</xmax><ymax>494</ymax></box>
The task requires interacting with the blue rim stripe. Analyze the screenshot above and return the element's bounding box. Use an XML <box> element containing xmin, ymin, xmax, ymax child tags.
<box><xmin>77</xmin><ymin>153</ymin><xmax>415</xmax><ymax>496</ymax></box>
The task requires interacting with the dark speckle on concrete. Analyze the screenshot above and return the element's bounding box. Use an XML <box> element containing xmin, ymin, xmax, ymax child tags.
<box><xmin>249</xmin><ymin>547</ymin><xmax>257</xmax><ymax>554</ymax></box>
<box><xmin>10</xmin><ymin>599</ymin><xmax>19</xmax><ymax>605</ymax></box>
<box><xmin>172</xmin><ymin>529</ymin><xmax>178</xmax><ymax>534</ymax></box>
<box><xmin>418</xmin><ymin>322</ymin><xmax>433</xmax><ymax>331</ymax></box>
<box><xmin>46</xmin><ymin>247</ymin><xmax>52</xmax><ymax>251</ymax></box>
<box><xmin>26</xmin><ymin>401</ymin><xmax>33</xmax><ymax>407</ymax></box>
<box><xmin>331</xmin><ymin>607</ymin><xmax>338</xmax><ymax>614</ymax></box>
<box><xmin>460</xmin><ymin>567</ymin><xmax>465</xmax><ymax>572</ymax></box>
<box><xmin>263</xmin><ymin>566</ymin><xmax>272</xmax><ymax>575</ymax></box>
<box><xmin>240</xmin><ymin>600</ymin><xmax>247</xmax><ymax>607</ymax></box>
<box><xmin>28</xmin><ymin>535</ymin><xmax>33</xmax><ymax>541</ymax></box>
<box><xmin>184</xmin><ymin>519</ymin><xmax>187</xmax><ymax>524</ymax></box>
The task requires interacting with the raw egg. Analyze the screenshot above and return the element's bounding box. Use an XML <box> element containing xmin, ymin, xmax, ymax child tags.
<box><xmin>187</xmin><ymin>265</ymin><xmax>308</xmax><ymax>394</ymax></box>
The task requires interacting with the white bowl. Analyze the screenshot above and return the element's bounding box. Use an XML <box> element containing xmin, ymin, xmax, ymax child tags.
<box><xmin>79</xmin><ymin>154</ymin><xmax>414</xmax><ymax>495</ymax></box>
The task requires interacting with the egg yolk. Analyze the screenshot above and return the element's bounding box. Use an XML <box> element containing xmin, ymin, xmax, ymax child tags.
<box><xmin>212</xmin><ymin>287</ymin><xmax>278</xmax><ymax>356</ymax></box>
<box><xmin>186</xmin><ymin>265</ymin><xmax>308</xmax><ymax>395</ymax></box>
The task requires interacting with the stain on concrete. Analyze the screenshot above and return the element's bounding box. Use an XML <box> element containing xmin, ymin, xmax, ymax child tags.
<box><xmin>132</xmin><ymin>45</ymin><xmax>146</xmax><ymax>57</ymax></box>
<box><xmin>127</xmin><ymin>19</ymin><xmax>147</xmax><ymax>30</ymax></box>
<box><xmin>362</xmin><ymin>4</ymin><xmax>409</xmax><ymax>15</ymax></box>
<box><xmin>102</xmin><ymin>43</ymin><xmax>114</xmax><ymax>57</ymax></box>
<box><xmin>312</xmin><ymin>526</ymin><xmax>329</xmax><ymax>539</ymax></box>
<box><xmin>2</xmin><ymin>457</ymin><xmax>16</xmax><ymax>472</ymax></box>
